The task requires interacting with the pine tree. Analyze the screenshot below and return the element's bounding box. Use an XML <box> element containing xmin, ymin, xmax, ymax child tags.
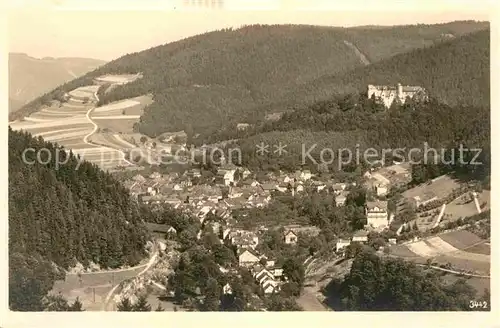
<box><xmin>117</xmin><ymin>297</ymin><xmax>134</xmax><ymax>311</ymax></box>
<box><xmin>133</xmin><ymin>294</ymin><xmax>152</xmax><ymax>312</ymax></box>
<box><xmin>202</xmin><ymin>278</ymin><xmax>220</xmax><ymax>311</ymax></box>
<box><xmin>68</xmin><ymin>297</ymin><xmax>84</xmax><ymax>311</ymax></box>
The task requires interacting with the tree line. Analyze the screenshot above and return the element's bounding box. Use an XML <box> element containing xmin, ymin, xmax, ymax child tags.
<box><xmin>9</xmin><ymin>128</ymin><xmax>163</xmax><ymax>310</ymax></box>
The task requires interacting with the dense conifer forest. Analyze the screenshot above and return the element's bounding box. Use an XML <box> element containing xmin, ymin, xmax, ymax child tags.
<box><xmin>217</xmin><ymin>94</ymin><xmax>490</xmax><ymax>182</ymax></box>
<box><xmin>8</xmin><ymin>128</ymin><xmax>151</xmax><ymax>310</ymax></box>
<box><xmin>289</xmin><ymin>28</ymin><xmax>490</xmax><ymax>109</ymax></box>
<box><xmin>325</xmin><ymin>249</ymin><xmax>490</xmax><ymax>311</ymax></box>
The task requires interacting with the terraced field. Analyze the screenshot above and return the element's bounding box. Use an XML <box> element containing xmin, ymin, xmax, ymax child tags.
<box><xmin>94</xmin><ymin>74</ymin><xmax>141</xmax><ymax>85</ymax></box>
<box><xmin>389</xmin><ymin>229</ymin><xmax>490</xmax><ymax>275</ymax></box>
<box><xmin>8</xmin><ymin>79</ymin><xmax>146</xmax><ymax>171</ymax></box>
<box><xmin>90</xmin><ymin>95</ymin><xmax>153</xmax><ymax>134</ymax></box>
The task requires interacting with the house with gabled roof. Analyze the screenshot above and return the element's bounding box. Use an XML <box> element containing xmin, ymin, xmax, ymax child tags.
<box><xmin>284</xmin><ymin>230</ymin><xmax>298</xmax><ymax>245</ymax></box>
<box><xmin>252</xmin><ymin>265</ymin><xmax>280</xmax><ymax>294</ymax></box>
<box><xmin>239</xmin><ymin>167</ymin><xmax>252</xmax><ymax>180</ymax></box>
<box><xmin>262</xmin><ymin>280</ymin><xmax>279</xmax><ymax>294</ymax></box>
<box><xmin>260</xmin><ymin>183</ymin><xmax>276</xmax><ymax>193</ymax></box>
<box><xmin>238</xmin><ymin>248</ymin><xmax>260</xmax><ymax>267</ymax></box>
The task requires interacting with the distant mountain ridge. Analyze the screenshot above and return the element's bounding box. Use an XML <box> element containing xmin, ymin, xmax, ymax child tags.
<box><xmin>8</xmin><ymin>53</ymin><xmax>106</xmax><ymax>112</ymax></box>
<box><xmin>13</xmin><ymin>21</ymin><xmax>489</xmax><ymax>136</ymax></box>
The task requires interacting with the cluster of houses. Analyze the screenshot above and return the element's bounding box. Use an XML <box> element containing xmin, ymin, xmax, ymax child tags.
<box><xmin>123</xmin><ymin>166</ymin><xmax>360</xmax><ymax>229</ymax></box>
<box><xmin>333</xmin><ymin>165</ymin><xmax>405</xmax><ymax>253</ymax></box>
<box><xmin>223</xmin><ymin>225</ymin><xmax>317</xmax><ymax>295</ymax></box>
<box><xmin>129</xmin><ymin>163</ymin><xmax>406</xmax><ymax>291</ymax></box>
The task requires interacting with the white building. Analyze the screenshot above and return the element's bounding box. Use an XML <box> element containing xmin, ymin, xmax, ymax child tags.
<box><xmin>284</xmin><ymin>230</ymin><xmax>298</xmax><ymax>245</ymax></box>
<box><xmin>376</xmin><ymin>184</ymin><xmax>388</xmax><ymax>197</ymax></box>
<box><xmin>336</xmin><ymin>239</ymin><xmax>351</xmax><ymax>252</ymax></box>
<box><xmin>352</xmin><ymin>230</ymin><xmax>369</xmax><ymax>243</ymax></box>
<box><xmin>365</xmin><ymin>201</ymin><xmax>389</xmax><ymax>229</ymax></box>
<box><xmin>222</xmin><ymin>283</ymin><xmax>232</xmax><ymax>295</ymax></box>
<box><xmin>367</xmin><ymin>83</ymin><xmax>427</xmax><ymax>108</ymax></box>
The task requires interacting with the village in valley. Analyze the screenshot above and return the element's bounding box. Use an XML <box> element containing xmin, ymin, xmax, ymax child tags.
<box><xmin>112</xmin><ymin>133</ymin><xmax>490</xmax><ymax>310</ymax></box>
<box><xmin>39</xmin><ymin>81</ymin><xmax>490</xmax><ymax>311</ymax></box>
<box><xmin>8</xmin><ymin>18</ymin><xmax>491</xmax><ymax>314</ymax></box>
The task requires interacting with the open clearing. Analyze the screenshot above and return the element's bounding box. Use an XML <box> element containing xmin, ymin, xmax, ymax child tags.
<box><xmin>443</xmin><ymin>197</ymin><xmax>479</xmax><ymax>221</ymax></box>
<box><xmin>68</xmin><ymin>86</ymin><xmax>99</xmax><ymax>100</ymax></box>
<box><xmin>426</xmin><ymin>237</ymin><xmax>459</xmax><ymax>253</ymax></box>
<box><xmin>407</xmin><ymin>241</ymin><xmax>441</xmax><ymax>257</ymax></box>
<box><xmin>94</xmin><ymin>74</ymin><xmax>141</xmax><ymax>84</ymax></box>
<box><xmin>92</xmin><ymin>99</ymin><xmax>141</xmax><ymax>114</ymax></box>
<box><xmin>10</xmin><ymin>116</ymin><xmax>89</xmax><ymax>130</ymax></box>
<box><xmin>94</xmin><ymin>115</ymin><xmax>141</xmax><ymax>119</ymax></box>
<box><xmin>60</xmin><ymin>140</ymin><xmax>96</xmax><ymax>150</ymax></box>
<box><xmin>43</xmin><ymin>129</ymin><xmax>92</xmax><ymax>142</ymax></box>
<box><xmin>433</xmin><ymin>254</ymin><xmax>490</xmax><ymax>274</ymax></box>
<box><xmin>33</xmin><ymin>127</ymin><xmax>91</xmax><ymax>138</ymax></box>
<box><xmin>89</xmin><ymin>133</ymin><xmax>135</xmax><ymax>150</ymax></box>
<box><xmin>52</xmin><ymin>265</ymin><xmax>145</xmax><ymax>311</ymax></box>
<box><xmin>391</xmin><ymin>230</ymin><xmax>485</xmax><ymax>258</ymax></box>
<box><xmin>438</xmin><ymin>230</ymin><xmax>483</xmax><ymax>250</ymax></box>
<box><xmin>389</xmin><ymin>229</ymin><xmax>490</xmax><ymax>275</ymax></box>
<box><xmin>40</xmin><ymin>107</ymin><xmax>88</xmax><ymax>115</ymax></box>
<box><xmin>441</xmin><ymin>274</ymin><xmax>490</xmax><ymax>294</ymax></box>
<box><xmin>94</xmin><ymin>118</ymin><xmax>140</xmax><ymax>134</ymax></box>
<box><xmin>402</xmin><ymin>175</ymin><xmax>462</xmax><ymax>201</ymax></box>
<box><xmin>465</xmin><ymin>242</ymin><xmax>490</xmax><ymax>255</ymax></box>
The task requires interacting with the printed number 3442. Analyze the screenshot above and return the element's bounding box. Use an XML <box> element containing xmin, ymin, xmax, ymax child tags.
<box><xmin>469</xmin><ymin>300</ymin><xmax>488</xmax><ymax>309</ymax></box>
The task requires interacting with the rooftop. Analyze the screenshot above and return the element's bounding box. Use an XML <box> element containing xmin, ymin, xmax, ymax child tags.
<box><xmin>353</xmin><ymin>230</ymin><xmax>369</xmax><ymax>237</ymax></box>
<box><xmin>366</xmin><ymin>200</ymin><xmax>388</xmax><ymax>211</ymax></box>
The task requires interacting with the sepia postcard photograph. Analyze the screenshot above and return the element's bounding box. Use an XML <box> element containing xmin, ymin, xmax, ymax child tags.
<box><xmin>2</xmin><ymin>0</ymin><xmax>498</xmax><ymax>326</ymax></box>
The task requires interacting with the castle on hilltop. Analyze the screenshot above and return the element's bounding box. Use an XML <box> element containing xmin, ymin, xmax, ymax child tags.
<box><xmin>367</xmin><ymin>83</ymin><xmax>427</xmax><ymax>108</ymax></box>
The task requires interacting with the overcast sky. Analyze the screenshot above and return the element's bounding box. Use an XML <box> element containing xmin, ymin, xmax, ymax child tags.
<box><xmin>7</xmin><ymin>0</ymin><xmax>492</xmax><ymax>61</ymax></box>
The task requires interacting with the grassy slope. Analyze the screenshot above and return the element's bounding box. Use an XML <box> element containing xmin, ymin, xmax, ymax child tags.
<box><xmin>13</xmin><ymin>21</ymin><xmax>489</xmax><ymax>136</ymax></box>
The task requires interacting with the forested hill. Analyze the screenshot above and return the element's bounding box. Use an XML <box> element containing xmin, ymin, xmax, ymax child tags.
<box><xmin>8</xmin><ymin>128</ymin><xmax>149</xmax><ymax>310</ymax></box>
<box><xmin>287</xmin><ymin>28</ymin><xmax>490</xmax><ymax>109</ymax></box>
<box><xmin>13</xmin><ymin>21</ymin><xmax>489</xmax><ymax>137</ymax></box>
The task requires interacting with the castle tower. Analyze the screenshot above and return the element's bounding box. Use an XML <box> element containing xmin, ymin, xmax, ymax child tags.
<box><xmin>397</xmin><ymin>83</ymin><xmax>403</xmax><ymax>99</ymax></box>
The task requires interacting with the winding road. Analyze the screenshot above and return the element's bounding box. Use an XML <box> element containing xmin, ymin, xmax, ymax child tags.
<box><xmin>102</xmin><ymin>248</ymin><xmax>159</xmax><ymax>311</ymax></box>
<box><xmin>82</xmin><ymin>91</ymin><xmax>135</xmax><ymax>166</ymax></box>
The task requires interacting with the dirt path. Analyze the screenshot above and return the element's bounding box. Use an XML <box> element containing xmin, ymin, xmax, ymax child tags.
<box><xmin>82</xmin><ymin>91</ymin><xmax>135</xmax><ymax>167</ymax></box>
<box><xmin>343</xmin><ymin>40</ymin><xmax>370</xmax><ymax>65</ymax></box>
<box><xmin>297</xmin><ymin>286</ymin><xmax>329</xmax><ymax>311</ymax></box>
<box><xmin>417</xmin><ymin>264</ymin><xmax>490</xmax><ymax>278</ymax></box>
<box><xmin>296</xmin><ymin>256</ymin><xmax>331</xmax><ymax>311</ymax></box>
